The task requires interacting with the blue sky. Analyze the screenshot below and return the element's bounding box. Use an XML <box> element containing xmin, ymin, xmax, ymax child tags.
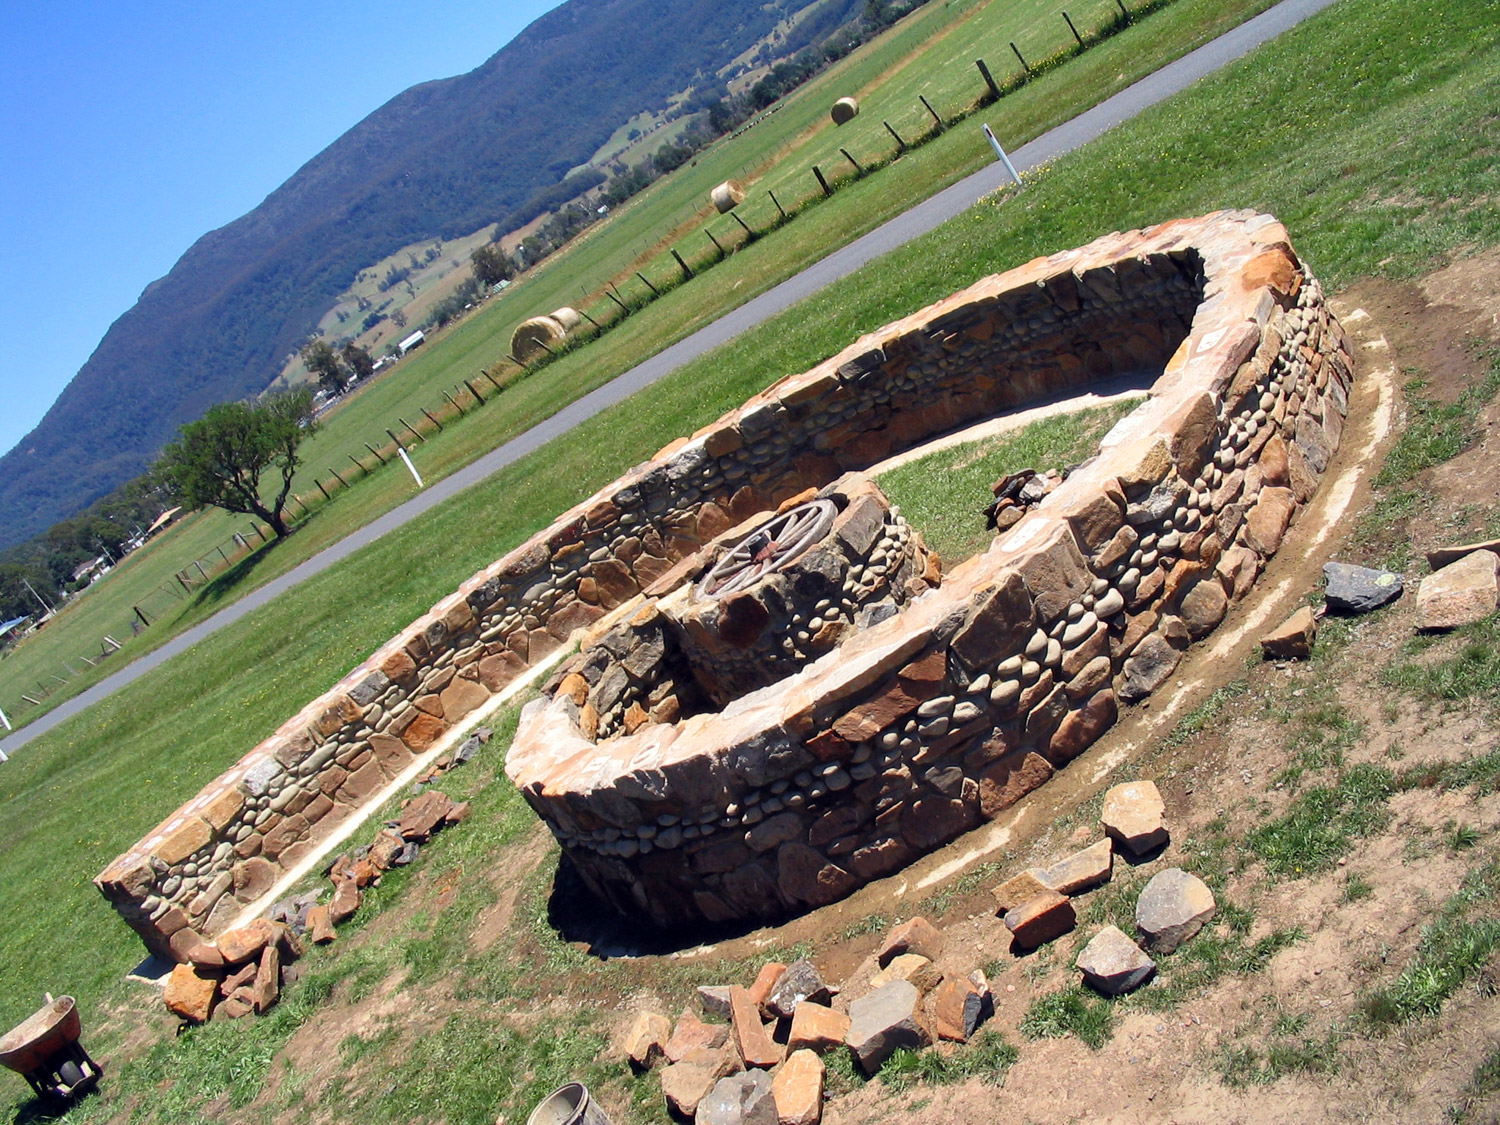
<box><xmin>0</xmin><ymin>0</ymin><xmax>564</xmax><ymax>461</ymax></box>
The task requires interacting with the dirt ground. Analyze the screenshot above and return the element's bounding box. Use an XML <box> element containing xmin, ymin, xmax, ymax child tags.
<box><xmin>83</xmin><ymin>257</ymin><xmax>1500</xmax><ymax>1125</ymax></box>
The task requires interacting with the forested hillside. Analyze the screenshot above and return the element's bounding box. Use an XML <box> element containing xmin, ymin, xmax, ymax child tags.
<box><xmin>0</xmin><ymin>0</ymin><xmax>847</xmax><ymax>549</ymax></box>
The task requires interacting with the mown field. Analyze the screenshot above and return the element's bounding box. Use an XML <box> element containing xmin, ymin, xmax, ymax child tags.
<box><xmin>3</xmin><ymin>0</ymin><xmax>1500</xmax><ymax>1120</ymax></box>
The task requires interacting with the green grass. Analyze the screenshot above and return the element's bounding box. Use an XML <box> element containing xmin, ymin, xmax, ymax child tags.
<box><xmin>1361</xmin><ymin>858</ymin><xmax>1500</xmax><ymax>1028</ymax></box>
<box><xmin>1377</xmin><ymin>361</ymin><xmax>1500</xmax><ymax>489</ymax></box>
<box><xmin>1247</xmin><ymin>764</ymin><xmax>1395</xmax><ymax>877</ymax></box>
<box><xmin>6</xmin><ymin>0</ymin><xmax>1500</xmax><ymax>1117</ymax></box>
<box><xmin>876</xmin><ymin>399</ymin><xmax>1140</xmax><ymax>564</ymax></box>
<box><xmin>1449</xmin><ymin>1044</ymin><xmax>1500</xmax><ymax>1125</ymax></box>
<box><xmin>1218</xmin><ymin>1027</ymin><xmax>1344</xmax><ymax>1087</ymax></box>
<box><xmin>1383</xmin><ymin>615</ymin><xmax>1500</xmax><ymax>710</ymax></box>
<box><xmin>1399</xmin><ymin>746</ymin><xmax>1500</xmax><ymax>797</ymax></box>
<box><xmin>1019</xmin><ymin>986</ymin><xmax>1114</xmax><ymax>1049</ymax></box>
<box><xmin>879</xmin><ymin>1032</ymin><xmax>1019</xmax><ymax>1092</ymax></box>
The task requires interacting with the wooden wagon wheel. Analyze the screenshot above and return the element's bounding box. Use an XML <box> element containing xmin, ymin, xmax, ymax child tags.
<box><xmin>698</xmin><ymin>499</ymin><xmax>838</xmax><ymax>599</ymax></box>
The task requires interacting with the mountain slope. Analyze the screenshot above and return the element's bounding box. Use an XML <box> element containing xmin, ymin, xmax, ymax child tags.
<box><xmin>0</xmin><ymin>0</ymin><xmax>828</xmax><ymax>550</ymax></box>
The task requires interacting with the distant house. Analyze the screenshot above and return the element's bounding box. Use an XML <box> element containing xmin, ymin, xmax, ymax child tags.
<box><xmin>143</xmin><ymin>506</ymin><xmax>182</xmax><ymax>539</ymax></box>
<box><xmin>0</xmin><ymin>616</ymin><xmax>30</xmax><ymax>643</ymax></box>
<box><xmin>71</xmin><ymin>556</ymin><xmax>110</xmax><ymax>585</ymax></box>
<box><xmin>398</xmin><ymin>330</ymin><xmax>427</xmax><ymax>355</ymax></box>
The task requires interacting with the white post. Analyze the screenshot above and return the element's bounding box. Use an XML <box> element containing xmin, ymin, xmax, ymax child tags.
<box><xmin>397</xmin><ymin>447</ymin><xmax>425</xmax><ymax>489</ymax></box>
<box><xmin>982</xmin><ymin>124</ymin><xmax>1023</xmax><ymax>187</ymax></box>
<box><xmin>0</xmin><ymin>704</ymin><xmax>11</xmax><ymax>733</ymax></box>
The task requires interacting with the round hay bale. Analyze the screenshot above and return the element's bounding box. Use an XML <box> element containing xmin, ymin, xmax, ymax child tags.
<box><xmin>710</xmin><ymin>180</ymin><xmax>745</xmax><ymax>214</ymax></box>
<box><xmin>511</xmin><ymin>315</ymin><xmax>569</xmax><ymax>362</ymax></box>
<box><xmin>549</xmin><ymin>306</ymin><xmax>583</xmax><ymax>331</ymax></box>
<box><xmin>831</xmin><ymin>97</ymin><xmax>860</xmax><ymax>125</ymax></box>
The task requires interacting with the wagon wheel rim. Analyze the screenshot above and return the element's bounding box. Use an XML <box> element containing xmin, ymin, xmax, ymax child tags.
<box><xmin>699</xmin><ymin>499</ymin><xmax>838</xmax><ymax>598</ymax></box>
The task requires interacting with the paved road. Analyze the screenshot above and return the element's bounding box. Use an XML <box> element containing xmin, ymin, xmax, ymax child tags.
<box><xmin>0</xmin><ymin>0</ymin><xmax>1339</xmax><ymax>760</ymax></box>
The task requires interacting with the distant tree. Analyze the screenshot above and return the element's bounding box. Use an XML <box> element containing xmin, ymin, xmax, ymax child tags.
<box><xmin>155</xmin><ymin>391</ymin><xmax>317</xmax><ymax>539</ymax></box>
<box><xmin>341</xmin><ymin>343</ymin><xmax>376</xmax><ymax>382</ymax></box>
<box><xmin>391</xmin><ymin>308</ymin><xmax>408</xmax><ymax>329</ymax></box>
<box><xmin>301</xmin><ymin>339</ymin><xmax>347</xmax><ymax>393</ymax></box>
<box><xmin>470</xmin><ymin>243</ymin><xmax>516</xmax><ymax>286</ymax></box>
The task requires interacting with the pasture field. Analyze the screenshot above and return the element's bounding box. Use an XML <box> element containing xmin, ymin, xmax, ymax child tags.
<box><xmin>4</xmin><ymin>0</ymin><xmax>1500</xmax><ymax>1119</ymax></box>
<box><xmin>0</xmin><ymin>0</ymin><xmax>1280</xmax><ymax>729</ymax></box>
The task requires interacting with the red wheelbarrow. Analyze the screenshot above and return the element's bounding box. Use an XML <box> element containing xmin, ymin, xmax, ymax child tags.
<box><xmin>0</xmin><ymin>996</ymin><xmax>103</xmax><ymax>1102</ymax></box>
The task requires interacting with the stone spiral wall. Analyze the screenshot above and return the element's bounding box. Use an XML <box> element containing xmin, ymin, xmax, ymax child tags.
<box><xmin>95</xmin><ymin>211</ymin><xmax>1350</xmax><ymax>957</ymax></box>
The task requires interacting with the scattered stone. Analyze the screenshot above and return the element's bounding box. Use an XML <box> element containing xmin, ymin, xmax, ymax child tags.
<box><xmin>766</xmin><ymin>959</ymin><xmax>831</xmax><ymax>1019</ymax></box>
<box><xmin>1100</xmin><ymin>780</ymin><xmax>1169</xmax><ymax>857</ymax></box>
<box><xmin>748</xmin><ymin>962</ymin><xmax>788</xmax><ymax>1013</ymax></box>
<box><xmin>787</xmin><ymin>1002</ymin><xmax>849</xmax><ymax>1055</ymax></box>
<box><xmin>730</xmin><ymin>985</ymin><xmax>784</xmax><ymax>1070</ymax></box>
<box><xmin>182</xmin><ymin>938</ymin><xmax>224</xmax><ymax>969</ymax></box>
<box><xmin>1076</xmin><ymin>925</ymin><xmax>1156</xmax><ymax>995</ymax></box>
<box><xmin>1004</xmin><ymin>889</ymin><xmax>1076</xmax><ymax>948</ymax></box>
<box><xmin>216</xmin><ymin>919</ymin><xmax>281</xmax><ymax>966</ymax></box>
<box><xmin>772</xmin><ymin>1050</ymin><xmax>825</xmax><ymax>1125</ymax></box>
<box><xmin>1417</xmin><ymin>550</ymin><xmax>1500</xmax><ymax>631</ymax></box>
<box><xmin>698</xmin><ymin>985</ymin><xmax>734</xmax><ymax>1020</ymax></box>
<box><xmin>397</xmin><ymin>791</ymin><xmax>454</xmax><ymax>841</ymax></box>
<box><xmin>307</xmin><ymin>904</ymin><xmax>336</xmax><ymax>944</ymax></box>
<box><xmin>367</xmin><ymin>829</ymin><xmax>406</xmax><ymax>871</ymax></box>
<box><xmin>213</xmin><ymin>994</ymin><xmax>253</xmax><ymax>1021</ymax></box>
<box><xmin>845</xmin><ymin>980</ymin><xmax>929</xmax><ymax>1073</ymax></box>
<box><xmin>1261</xmin><ymin>606</ymin><xmax>1317</xmax><ymax>659</ymax></box>
<box><xmin>993</xmin><ymin>869</ymin><xmax>1052</xmax><ymax>914</ymax></box>
<box><xmin>1135</xmin><ymin>868</ymin><xmax>1216</xmax><ymax>954</ymax></box>
<box><xmin>697</xmin><ymin>1069</ymin><xmax>777</xmax><ymax>1125</ymax></box>
<box><xmin>164</xmin><ymin>962</ymin><xmax>221</xmax><ymax>1023</ymax></box>
<box><xmin>932</xmin><ymin>973</ymin><xmax>989</xmax><ymax>1042</ymax></box>
<box><xmin>625</xmin><ymin>1010</ymin><xmax>672</xmax><ymax>1070</ymax></box>
<box><xmin>667</xmin><ymin>1009</ymin><xmax>729</xmax><ymax>1064</ymax></box>
<box><xmin>219</xmin><ymin>961</ymin><xmax>258</xmax><ymax>998</ymax></box>
<box><xmin>875</xmin><ymin>916</ymin><xmax>944</xmax><ymax>967</ymax></box>
<box><xmin>1323</xmin><ymin>562</ymin><xmax>1403</xmax><ymax>614</ymax></box>
<box><xmin>661</xmin><ymin>1045</ymin><xmax>738</xmax><ymax>1119</ymax></box>
<box><xmin>1426</xmin><ymin>538</ymin><xmax>1500</xmax><ymax>572</ymax></box>
<box><xmin>329</xmin><ymin>878</ymin><xmax>361</xmax><ymax>925</ymax></box>
<box><xmin>1033</xmin><ymin>838</ymin><xmax>1113</xmax><ymax>895</ymax></box>
<box><xmin>869</xmin><ymin>953</ymin><xmax>942</xmax><ymax>995</ymax></box>
<box><xmin>250</xmin><ymin>944</ymin><xmax>280</xmax><ymax>1014</ymax></box>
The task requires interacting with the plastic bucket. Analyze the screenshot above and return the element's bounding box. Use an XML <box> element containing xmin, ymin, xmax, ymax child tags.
<box><xmin>525</xmin><ymin>1083</ymin><xmax>614</xmax><ymax>1125</ymax></box>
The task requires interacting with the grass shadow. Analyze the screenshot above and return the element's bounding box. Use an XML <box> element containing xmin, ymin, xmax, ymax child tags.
<box><xmin>189</xmin><ymin>533</ymin><xmax>294</xmax><ymax>612</ymax></box>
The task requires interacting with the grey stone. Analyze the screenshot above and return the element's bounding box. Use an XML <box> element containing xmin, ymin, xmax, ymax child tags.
<box><xmin>1076</xmin><ymin>925</ymin><xmax>1156</xmax><ymax>995</ymax></box>
<box><xmin>845</xmin><ymin>980</ymin><xmax>928</xmax><ymax>1073</ymax></box>
<box><xmin>698</xmin><ymin>985</ymin><xmax>734</xmax><ymax>1019</ymax></box>
<box><xmin>1323</xmin><ymin>562</ymin><xmax>1403</xmax><ymax>614</ymax></box>
<box><xmin>766</xmin><ymin>958</ymin><xmax>832</xmax><ymax>1019</ymax></box>
<box><xmin>696</xmin><ymin>1069</ymin><xmax>777</xmax><ymax>1125</ymax></box>
<box><xmin>1136</xmin><ymin>867</ymin><xmax>1216</xmax><ymax>954</ymax></box>
<box><xmin>1117</xmin><ymin>633</ymin><xmax>1181</xmax><ymax>702</ymax></box>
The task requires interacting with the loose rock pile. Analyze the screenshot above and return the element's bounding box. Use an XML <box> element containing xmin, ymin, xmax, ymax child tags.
<box><xmin>162</xmin><ymin>919</ymin><xmax>302</xmax><ymax>1024</ymax></box>
<box><xmin>618</xmin><ymin>777</ymin><xmax>1217</xmax><ymax>1122</ymax></box>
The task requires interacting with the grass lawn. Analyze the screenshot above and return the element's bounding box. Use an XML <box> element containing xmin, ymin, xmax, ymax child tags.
<box><xmin>3</xmin><ymin>0</ymin><xmax>1500</xmax><ymax>1118</ymax></box>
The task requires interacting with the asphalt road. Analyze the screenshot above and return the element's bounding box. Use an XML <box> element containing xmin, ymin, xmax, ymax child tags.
<box><xmin>0</xmin><ymin>0</ymin><xmax>1339</xmax><ymax>760</ymax></box>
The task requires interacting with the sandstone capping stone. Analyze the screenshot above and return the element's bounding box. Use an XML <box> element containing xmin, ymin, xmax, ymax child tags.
<box><xmin>1135</xmin><ymin>867</ymin><xmax>1216</xmax><ymax>954</ymax></box>
<box><xmin>730</xmin><ymin>985</ymin><xmax>783</xmax><ymax>1070</ymax></box>
<box><xmin>1004</xmin><ymin>890</ymin><xmax>1076</xmax><ymax>948</ymax></box>
<box><xmin>1417</xmin><ymin>550</ymin><xmax>1500</xmax><ymax>631</ymax></box>
<box><xmin>1076</xmin><ymin>925</ymin><xmax>1156</xmax><ymax>995</ymax></box>
<box><xmin>772</xmin><ymin>1050</ymin><xmax>824</xmax><ymax>1125</ymax></box>
<box><xmin>876</xmin><ymin>916</ymin><xmax>944</xmax><ymax>967</ymax></box>
<box><xmin>1033</xmin><ymin>838</ymin><xmax>1113</xmax><ymax>895</ymax></box>
<box><xmin>667</xmin><ymin>1010</ymin><xmax>730</xmax><ymax>1064</ymax></box>
<box><xmin>993</xmin><ymin>869</ymin><xmax>1052</xmax><ymax>914</ymax></box>
<box><xmin>164</xmin><ymin>962</ymin><xmax>221</xmax><ymax>1024</ymax></box>
<box><xmin>932</xmin><ymin>973</ymin><xmax>990</xmax><ymax>1042</ymax></box>
<box><xmin>1101</xmin><ymin>781</ymin><xmax>1168</xmax><ymax>857</ymax></box>
<box><xmin>787</xmin><ymin>1002</ymin><xmax>849</xmax><ymax>1055</ymax></box>
<box><xmin>1261</xmin><ymin>606</ymin><xmax>1317</xmax><ymax>659</ymax></box>
<box><xmin>624</xmin><ymin>1010</ymin><xmax>673</xmax><ymax>1070</ymax></box>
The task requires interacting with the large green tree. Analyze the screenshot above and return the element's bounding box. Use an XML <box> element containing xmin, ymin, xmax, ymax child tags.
<box><xmin>301</xmin><ymin>339</ymin><xmax>347</xmax><ymax>394</ymax></box>
<box><xmin>155</xmin><ymin>391</ymin><xmax>316</xmax><ymax>539</ymax></box>
<box><xmin>469</xmin><ymin>243</ymin><xmax>515</xmax><ymax>287</ymax></box>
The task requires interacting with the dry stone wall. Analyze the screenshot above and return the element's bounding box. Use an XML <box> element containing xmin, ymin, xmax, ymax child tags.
<box><xmin>95</xmin><ymin>211</ymin><xmax>1350</xmax><ymax>957</ymax></box>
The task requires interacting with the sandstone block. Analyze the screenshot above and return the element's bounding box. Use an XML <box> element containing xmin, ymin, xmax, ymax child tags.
<box><xmin>624</xmin><ymin>1010</ymin><xmax>672</xmax><ymax>1070</ymax></box>
<box><xmin>1261</xmin><ymin>606</ymin><xmax>1317</xmax><ymax>659</ymax></box>
<box><xmin>870</xmin><ymin>953</ymin><xmax>942</xmax><ymax>995</ymax></box>
<box><xmin>307</xmin><ymin>904</ymin><xmax>336</xmax><ymax>944</ymax></box>
<box><xmin>329</xmin><ymin>878</ymin><xmax>361</xmax><ymax>925</ymax></box>
<box><xmin>217</xmin><ymin>919</ymin><xmax>281</xmax><ymax>966</ymax></box>
<box><xmin>1135</xmin><ymin>867</ymin><xmax>1216</xmax><ymax>954</ymax></box>
<box><xmin>845</xmin><ymin>980</ymin><xmax>929</xmax><ymax>1073</ymax></box>
<box><xmin>1417</xmin><ymin>550</ymin><xmax>1500</xmax><ymax>631</ymax></box>
<box><xmin>1004</xmin><ymin>890</ymin><xmax>1076</xmax><ymax>948</ymax></box>
<box><xmin>979</xmin><ymin>751</ymin><xmax>1053</xmax><ymax>818</ymax></box>
<box><xmin>876</xmin><ymin>916</ymin><xmax>944</xmax><ymax>967</ymax></box>
<box><xmin>698</xmin><ymin>1069</ymin><xmax>777</xmax><ymax>1125</ymax></box>
<box><xmin>251</xmin><ymin>944</ymin><xmax>280</xmax><ymax>1014</ymax></box>
<box><xmin>164</xmin><ymin>962</ymin><xmax>220</xmax><ymax>1024</ymax></box>
<box><xmin>730</xmin><ymin>985</ymin><xmax>783</xmax><ymax>1070</ymax></box>
<box><xmin>1076</xmin><ymin>925</ymin><xmax>1155</xmax><ymax>995</ymax></box>
<box><xmin>772</xmin><ymin>1050</ymin><xmax>824</xmax><ymax>1125</ymax></box>
<box><xmin>1034</xmin><ymin>838</ymin><xmax>1113</xmax><ymax>895</ymax></box>
<box><xmin>698</xmin><ymin>985</ymin><xmax>733</xmax><ymax>1019</ymax></box>
<box><xmin>397</xmin><ymin>791</ymin><xmax>453</xmax><ymax>841</ymax></box>
<box><xmin>747</xmin><ymin>962</ymin><xmax>788</xmax><ymax>1012</ymax></box>
<box><xmin>993</xmin><ymin>869</ymin><xmax>1052</xmax><ymax>914</ymax></box>
<box><xmin>1101</xmin><ymin>780</ymin><xmax>1168</xmax><ymax>857</ymax></box>
<box><xmin>787</xmin><ymin>1002</ymin><xmax>849</xmax><ymax>1055</ymax></box>
<box><xmin>661</xmin><ymin>1045</ymin><xmax>738</xmax><ymax>1119</ymax></box>
<box><xmin>1243</xmin><ymin>487</ymin><xmax>1296</xmax><ymax>556</ymax></box>
<box><xmin>931</xmin><ymin>974</ymin><xmax>988</xmax><ymax>1042</ymax></box>
<box><xmin>667</xmin><ymin>1010</ymin><xmax>729</xmax><ymax>1064</ymax></box>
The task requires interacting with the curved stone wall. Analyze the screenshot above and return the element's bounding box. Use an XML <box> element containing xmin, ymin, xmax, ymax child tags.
<box><xmin>94</xmin><ymin>211</ymin><xmax>1352</xmax><ymax>957</ymax></box>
